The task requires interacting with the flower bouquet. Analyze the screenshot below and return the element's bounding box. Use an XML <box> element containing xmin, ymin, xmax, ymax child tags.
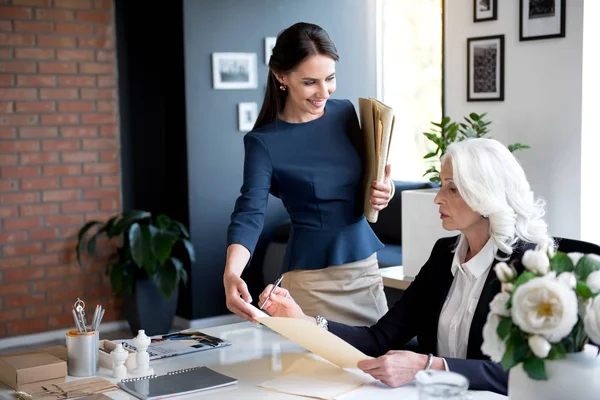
<box><xmin>481</xmin><ymin>245</ymin><xmax>600</xmax><ymax>380</ymax></box>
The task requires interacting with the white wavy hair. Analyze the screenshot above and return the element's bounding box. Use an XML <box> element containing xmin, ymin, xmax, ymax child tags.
<box><xmin>441</xmin><ymin>138</ymin><xmax>554</xmax><ymax>257</ymax></box>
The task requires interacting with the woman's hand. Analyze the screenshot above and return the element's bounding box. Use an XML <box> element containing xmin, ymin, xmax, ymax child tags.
<box><xmin>357</xmin><ymin>350</ymin><xmax>428</xmax><ymax>388</ymax></box>
<box><xmin>370</xmin><ymin>164</ymin><xmax>393</xmax><ymax>211</ymax></box>
<box><xmin>259</xmin><ymin>286</ymin><xmax>306</xmax><ymax>319</ymax></box>
<box><xmin>223</xmin><ymin>272</ymin><xmax>257</xmax><ymax>321</ymax></box>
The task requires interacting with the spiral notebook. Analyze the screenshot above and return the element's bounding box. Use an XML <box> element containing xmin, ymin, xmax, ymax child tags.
<box><xmin>117</xmin><ymin>366</ymin><xmax>238</xmax><ymax>400</ymax></box>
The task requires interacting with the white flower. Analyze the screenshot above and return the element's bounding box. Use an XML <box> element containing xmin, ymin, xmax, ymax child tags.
<box><xmin>567</xmin><ymin>252</ymin><xmax>584</xmax><ymax>267</ymax></box>
<box><xmin>557</xmin><ymin>272</ymin><xmax>577</xmax><ymax>289</ymax></box>
<box><xmin>489</xmin><ymin>292</ymin><xmax>511</xmax><ymax>317</ymax></box>
<box><xmin>586</xmin><ymin>271</ymin><xmax>600</xmax><ymax>293</ymax></box>
<box><xmin>511</xmin><ymin>275</ymin><xmax>578</xmax><ymax>342</ymax></box>
<box><xmin>535</xmin><ymin>242</ymin><xmax>556</xmax><ymax>258</ymax></box>
<box><xmin>481</xmin><ymin>313</ymin><xmax>506</xmax><ymax>363</ymax></box>
<box><xmin>584</xmin><ymin>297</ymin><xmax>600</xmax><ymax>344</ymax></box>
<box><xmin>494</xmin><ymin>262</ymin><xmax>515</xmax><ymax>283</ymax></box>
<box><xmin>528</xmin><ymin>335</ymin><xmax>551</xmax><ymax>359</ymax></box>
<box><xmin>522</xmin><ymin>249</ymin><xmax>550</xmax><ymax>275</ymax></box>
<box><xmin>501</xmin><ymin>283</ymin><xmax>514</xmax><ymax>293</ymax></box>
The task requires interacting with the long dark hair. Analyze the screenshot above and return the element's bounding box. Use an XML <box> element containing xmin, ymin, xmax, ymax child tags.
<box><xmin>253</xmin><ymin>22</ymin><xmax>339</xmax><ymax>130</ymax></box>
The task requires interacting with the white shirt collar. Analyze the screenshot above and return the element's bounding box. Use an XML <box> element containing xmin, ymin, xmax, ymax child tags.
<box><xmin>451</xmin><ymin>236</ymin><xmax>496</xmax><ymax>279</ymax></box>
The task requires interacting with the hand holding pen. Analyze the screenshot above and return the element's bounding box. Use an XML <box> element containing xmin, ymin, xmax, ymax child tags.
<box><xmin>259</xmin><ymin>274</ymin><xmax>284</xmax><ymax>310</ymax></box>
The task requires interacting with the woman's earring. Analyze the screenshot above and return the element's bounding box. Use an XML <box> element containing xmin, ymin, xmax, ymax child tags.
<box><xmin>482</xmin><ymin>214</ymin><xmax>489</xmax><ymax>219</ymax></box>
<box><xmin>279</xmin><ymin>84</ymin><xmax>287</xmax><ymax>91</ymax></box>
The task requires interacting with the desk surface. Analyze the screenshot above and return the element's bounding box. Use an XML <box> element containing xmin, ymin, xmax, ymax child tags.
<box><xmin>0</xmin><ymin>321</ymin><xmax>506</xmax><ymax>400</ymax></box>
<box><xmin>380</xmin><ymin>265</ymin><xmax>413</xmax><ymax>290</ymax></box>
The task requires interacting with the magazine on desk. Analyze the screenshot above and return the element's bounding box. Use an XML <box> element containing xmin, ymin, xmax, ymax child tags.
<box><xmin>112</xmin><ymin>330</ymin><xmax>232</xmax><ymax>361</ymax></box>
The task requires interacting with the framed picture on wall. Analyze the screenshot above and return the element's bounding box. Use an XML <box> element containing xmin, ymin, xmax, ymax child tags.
<box><xmin>520</xmin><ymin>0</ymin><xmax>566</xmax><ymax>41</ymax></box>
<box><xmin>467</xmin><ymin>35</ymin><xmax>504</xmax><ymax>102</ymax></box>
<box><xmin>238</xmin><ymin>102</ymin><xmax>257</xmax><ymax>131</ymax></box>
<box><xmin>212</xmin><ymin>52</ymin><xmax>258</xmax><ymax>90</ymax></box>
<box><xmin>264</xmin><ymin>37</ymin><xmax>276</xmax><ymax>65</ymax></box>
<box><xmin>474</xmin><ymin>0</ymin><xmax>497</xmax><ymax>22</ymax></box>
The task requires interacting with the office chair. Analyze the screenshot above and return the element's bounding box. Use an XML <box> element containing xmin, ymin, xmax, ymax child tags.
<box><xmin>554</xmin><ymin>237</ymin><xmax>600</xmax><ymax>256</ymax></box>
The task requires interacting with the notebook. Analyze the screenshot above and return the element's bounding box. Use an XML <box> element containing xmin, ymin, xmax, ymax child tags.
<box><xmin>117</xmin><ymin>366</ymin><xmax>238</xmax><ymax>400</ymax></box>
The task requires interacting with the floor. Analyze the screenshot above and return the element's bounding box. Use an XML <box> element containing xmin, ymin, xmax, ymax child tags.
<box><xmin>0</xmin><ymin>328</ymin><xmax>133</xmax><ymax>356</ymax></box>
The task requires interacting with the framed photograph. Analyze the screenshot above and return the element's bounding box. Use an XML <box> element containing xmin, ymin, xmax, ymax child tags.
<box><xmin>520</xmin><ymin>0</ymin><xmax>566</xmax><ymax>41</ymax></box>
<box><xmin>238</xmin><ymin>102</ymin><xmax>257</xmax><ymax>132</ymax></box>
<box><xmin>467</xmin><ymin>35</ymin><xmax>504</xmax><ymax>102</ymax></box>
<box><xmin>474</xmin><ymin>0</ymin><xmax>497</xmax><ymax>22</ymax></box>
<box><xmin>264</xmin><ymin>37</ymin><xmax>276</xmax><ymax>65</ymax></box>
<box><xmin>212</xmin><ymin>52</ymin><xmax>257</xmax><ymax>90</ymax></box>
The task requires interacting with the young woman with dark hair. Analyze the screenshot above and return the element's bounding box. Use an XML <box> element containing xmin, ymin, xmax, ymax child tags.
<box><xmin>224</xmin><ymin>22</ymin><xmax>394</xmax><ymax>326</ymax></box>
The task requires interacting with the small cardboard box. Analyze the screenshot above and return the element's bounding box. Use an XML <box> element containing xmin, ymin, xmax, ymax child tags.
<box><xmin>98</xmin><ymin>339</ymin><xmax>136</xmax><ymax>370</ymax></box>
<box><xmin>0</xmin><ymin>352</ymin><xmax>67</xmax><ymax>390</ymax></box>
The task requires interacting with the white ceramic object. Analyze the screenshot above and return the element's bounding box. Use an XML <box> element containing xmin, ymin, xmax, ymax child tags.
<box><xmin>401</xmin><ymin>188</ymin><xmax>458</xmax><ymax>279</ymax></box>
<box><xmin>508</xmin><ymin>344</ymin><xmax>600</xmax><ymax>400</ymax></box>
<box><xmin>133</xmin><ymin>329</ymin><xmax>154</xmax><ymax>376</ymax></box>
<box><xmin>110</xmin><ymin>343</ymin><xmax>129</xmax><ymax>380</ymax></box>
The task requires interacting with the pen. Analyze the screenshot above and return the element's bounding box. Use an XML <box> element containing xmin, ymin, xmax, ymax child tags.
<box><xmin>259</xmin><ymin>274</ymin><xmax>284</xmax><ymax>310</ymax></box>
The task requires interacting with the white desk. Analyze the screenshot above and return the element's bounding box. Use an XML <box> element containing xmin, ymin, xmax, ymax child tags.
<box><xmin>0</xmin><ymin>321</ymin><xmax>506</xmax><ymax>400</ymax></box>
<box><xmin>380</xmin><ymin>265</ymin><xmax>413</xmax><ymax>290</ymax></box>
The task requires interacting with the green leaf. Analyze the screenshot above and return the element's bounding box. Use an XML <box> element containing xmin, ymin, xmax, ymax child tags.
<box><xmin>75</xmin><ymin>220</ymin><xmax>101</xmax><ymax>266</ymax></box>
<box><xmin>430</xmin><ymin>176</ymin><xmax>441</xmax><ymax>183</ymax></box>
<box><xmin>182</xmin><ymin>239</ymin><xmax>195</xmax><ymax>262</ymax></box>
<box><xmin>522</xmin><ymin>356</ymin><xmax>547</xmax><ymax>380</ymax></box>
<box><xmin>576</xmin><ymin>281</ymin><xmax>594</xmax><ymax>299</ymax></box>
<box><xmin>546</xmin><ymin>343</ymin><xmax>566</xmax><ymax>360</ymax></box>
<box><xmin>170</xmin><ymin>257</ymin><xmax>187</xmax><ymax>285</ymax></box>
<box><xmin>129</xmin><ymin>223</ymin><xmax>153</xmax><ymax>270</ymax></box>
<box><xmin>501</xmin><ymin>333</ymin><xmax>529</xmax><ymax>371</ymax></box>
<box><xmin>110</xmin><ymin>262</ymin><xmax>125</xmax><ymax>294</ymax></box>
<box><xmin>172</xmin><ymin>220</ymin><xmax>190</xmax><ymax>239</ymax></box>
<box><xmin>153</xmin><ymin>262</ymin><xmax>178</xmax><ymax>300</ymax></box>
<box><xmin>497</xmin><ymin>317</ymin><xmax>514</xmax><ymax>340</ymax></box>
<box><xmin>574</xmin><ymin>254</ymin><xmax>600</xmax><ymax>280</ymax></box>
<box><xmin>560</xmin><ymin>318</ymin><xmax>587</xmax><ymax>352</ymax></box>
<box><xmin>156</xmin><ymin>214</ymin><xmax>172</xmax><ymax>229</ymax></box>
<box><xmin>424</xmin><ymin>152</ymin><xmax>438</xmax><ymax>159</ymax></box>
<box><xmin>513</xmin><ymin>271</ymin><xmax>536</xmax><ymax>291</ymax></box>
<box><xmin>550</xmin><ymin>252</ymin><xmax>574</xmax><ymax>274</ymax></box>
<box><xmin>423</xmin><ymin>132</ymin><xmax>440</xmax><ymax>142</ymax></box>
<box><xmin>152</xmin><ymin>230</ymin><xmax>179</xmax><ymax>265</ymax></box>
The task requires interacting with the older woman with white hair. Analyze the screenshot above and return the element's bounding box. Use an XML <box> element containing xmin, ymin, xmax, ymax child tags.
<box><xmin>255</xmin><ymin>138</ymin><xmax>554</xmax><ymax>396</ymax></box>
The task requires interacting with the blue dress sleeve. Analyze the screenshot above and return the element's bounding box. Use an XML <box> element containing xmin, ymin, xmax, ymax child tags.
<box><xmin>226</xmin><ymin>133</ymin><xmax>272</xmax><ymax>256</ymax></box>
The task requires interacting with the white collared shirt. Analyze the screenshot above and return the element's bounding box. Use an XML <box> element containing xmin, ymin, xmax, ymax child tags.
<box><xmin>437</xmin><ymin>236</ymin><xmax>495</xmax><ymax>359</ymax></box>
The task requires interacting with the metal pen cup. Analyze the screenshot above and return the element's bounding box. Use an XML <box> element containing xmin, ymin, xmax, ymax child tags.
<box><xmin>66</xmin><ymin>329</ymin><xmax>99</xmax><ymax>377</ymax></box>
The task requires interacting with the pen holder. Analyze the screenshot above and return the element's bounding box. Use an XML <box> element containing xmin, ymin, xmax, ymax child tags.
<box><xmin>66</xmin><ymin>329</ymin><xmax>99</xmax><ymax>377</ymax></box>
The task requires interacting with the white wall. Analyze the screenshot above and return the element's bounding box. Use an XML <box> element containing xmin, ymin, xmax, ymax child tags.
<box><xmin>444</xmin><ymin>0</ymin><xmax>584</xmax><ymax>240</ymax></box>
<box><xmin>580</xmin><ymin>1</ymin><xmax>600</xmax><ymax>245</ymax></box>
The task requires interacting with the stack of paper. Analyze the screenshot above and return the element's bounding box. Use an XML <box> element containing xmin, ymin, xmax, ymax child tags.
<box><xmin>358</xmin><ymin>97</ymin><xmax>395</xmax><ymax>223</ymax></box>
<box><xmin>259</xmin><ymin>354</ymin><xmax>375</xmax><ymax>400</ymax></box>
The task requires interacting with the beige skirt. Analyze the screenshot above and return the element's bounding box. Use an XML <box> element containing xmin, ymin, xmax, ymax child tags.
<box><xmin>280</xmin><ymin>253</ymin><xmax>388</xmax><ymax>326</ymax></box>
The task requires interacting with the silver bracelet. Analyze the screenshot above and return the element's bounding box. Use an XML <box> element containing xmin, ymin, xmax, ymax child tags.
<box><xmin>315</xmin><ymin>315</ymin><xmax>329</xmax><ymax>331</ymax></box>
<box><xmin>425</xmin><ymin>353</ymin><xmax>434</xmax><ymax>370</ymax></box>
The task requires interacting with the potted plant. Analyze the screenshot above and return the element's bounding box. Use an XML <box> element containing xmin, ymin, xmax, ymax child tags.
<box><xmin>422</xmin><ymin>112</ymin><xmax>530</xmax><ymax>182</ymax></box>
<box><xmin>482</xmin><ymin>246</ymin><xmax>600</xmax><ymax>400</ymax></box>
<box><xmin>75</xmin><ymin>210</ymin><xmax>195</xmax><ymax>335</ymax></box>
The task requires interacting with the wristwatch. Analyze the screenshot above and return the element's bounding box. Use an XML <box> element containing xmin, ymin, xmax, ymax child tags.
<box><xmin>315</xmin><ymin>315</ymin><xmax>329</xmax><ymax>331</ymax></box>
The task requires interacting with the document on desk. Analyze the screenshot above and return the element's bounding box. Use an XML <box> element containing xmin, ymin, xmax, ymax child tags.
<box><xmin>259</xmin><ymin>354</ymin><xmax>375</xmax><ymax>400</ymax></box>
<box><xmin>248</xmin><ymin>303</ymin><xmax>371</xmax><ymax>369</ymax></box>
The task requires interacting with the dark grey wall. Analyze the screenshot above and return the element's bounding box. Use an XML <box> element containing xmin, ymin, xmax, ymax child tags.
<box><xmin>182</xmin><ymin>0</ymin><xmax>377</xmax><ymax>319</ymax></box>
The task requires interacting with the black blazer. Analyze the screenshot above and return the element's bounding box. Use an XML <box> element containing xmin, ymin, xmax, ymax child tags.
<box><xmin>328</xmin><ymin>235</ymin><xmax>533</xmax><ymax>395</ymax></box>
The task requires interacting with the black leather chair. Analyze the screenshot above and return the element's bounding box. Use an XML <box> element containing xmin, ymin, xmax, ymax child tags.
<box><xmin>554</xmin><ymin>237</ymin><xmax>600</xmax><ymax>256</ymax></box>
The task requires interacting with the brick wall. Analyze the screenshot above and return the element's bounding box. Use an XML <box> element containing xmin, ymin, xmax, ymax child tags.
<box><xmin>0</xmin><ymin>0</ymin><xmax>121</xmax><ymax>338</ymax></box>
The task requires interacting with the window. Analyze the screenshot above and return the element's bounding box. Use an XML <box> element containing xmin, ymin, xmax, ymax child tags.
<box><xmin>377</xmin><ymin>0</ymin><xmax>444</xmax><ymax>181</ymax></box>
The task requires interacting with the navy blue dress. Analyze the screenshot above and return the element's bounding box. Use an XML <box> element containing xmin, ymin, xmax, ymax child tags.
<box><xmin>227</xmin><ymin>99</ymin><xmax>383</xmax><ymax>273</ymax></box>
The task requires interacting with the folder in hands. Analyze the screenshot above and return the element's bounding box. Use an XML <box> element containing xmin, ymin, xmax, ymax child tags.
<box><xmin>358</xmin><ymin>97</ymin><xmax>395</xmax><ymax>223</ymax></box>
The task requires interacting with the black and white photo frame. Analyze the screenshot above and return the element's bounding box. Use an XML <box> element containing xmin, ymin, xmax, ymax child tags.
<box><xmin>264</xmin><ymin>37</ymin><xmax>276</xmax><ymax>65</ymax></box>
<box><xmin>467</xmin><ymin>35</ymin><xmax>504</xmax><ymax>102</ymax></box>
<box><xmin>238</xmin><ymin>102</ymin><xmax>258</xmax><ymax>131</ymax></box>
<box><xmin>520</xmin><ymin>0</ymin><xmax>566</xmax><ymax>41</ymax></box>
<box><xmin>474</xmin><ymin>0</ymin><xmax>497</xmax><ymax>22</ymax></box>
<box><xmin>212</xmin><ymin>52</ymin><xmax>257</xmax><ymax>90</ymax></box>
